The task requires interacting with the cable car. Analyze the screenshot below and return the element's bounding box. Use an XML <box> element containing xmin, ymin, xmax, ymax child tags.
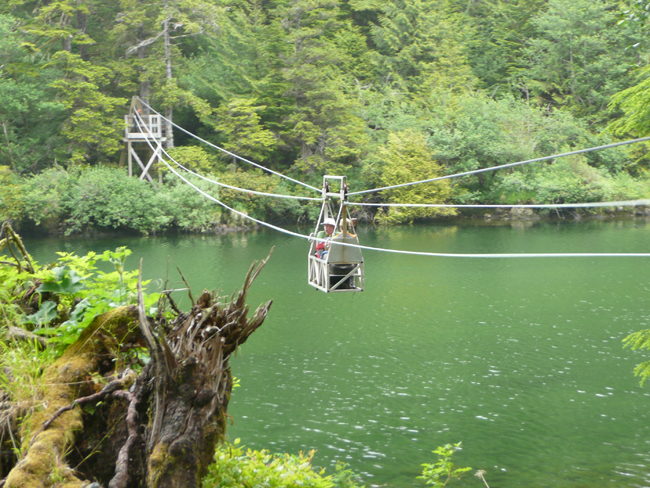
<box><xmin>308</xmin><ymin>176</ymin><xmax>364</xmax><ymax>292</ymax></box>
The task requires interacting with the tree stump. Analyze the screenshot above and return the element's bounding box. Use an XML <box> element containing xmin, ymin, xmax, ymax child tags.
<box><xmin>1</xmin><ymin>253</ymin><xmax>272</xmax><ymax>488</ymax></box>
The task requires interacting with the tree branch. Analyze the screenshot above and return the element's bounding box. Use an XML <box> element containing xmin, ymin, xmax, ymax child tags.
<box><xmin>125</xmin><ymin>32</ymin><xmax>164</xmax><ymax>55</ymax></box>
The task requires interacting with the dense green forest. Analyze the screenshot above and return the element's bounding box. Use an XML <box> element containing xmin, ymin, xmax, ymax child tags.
<box><xmin>1</xmin><ymin>0</ymin><xmax>650</xmax><ymax>234</ymax></box>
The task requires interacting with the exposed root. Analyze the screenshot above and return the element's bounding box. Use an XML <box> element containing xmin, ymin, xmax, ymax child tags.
<box><xmin>29</xmin><ymin>369</ymin><xmax>136</xmax><ymax>449</ymax></box>
<box><xmin>144</xmin><ymin>250</ymin><xmax>273</xmax><ymax>488</ymax></box>
<box><xmin>107</xmin><ymin>389</ymin><xmax>139</xmax><ymax>488</ymax></box>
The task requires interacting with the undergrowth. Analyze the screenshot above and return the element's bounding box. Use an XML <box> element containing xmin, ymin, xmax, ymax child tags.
<box><xmin>203</xmin><ymin>439</ymin><xmax>478</xmax><ymax>488</ymax></box>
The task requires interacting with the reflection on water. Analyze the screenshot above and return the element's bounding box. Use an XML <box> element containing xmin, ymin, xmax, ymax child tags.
<box><xmin>24</xmin><ymin>220</ymin><xmax>650</xmax><ymax>487</ymax></box>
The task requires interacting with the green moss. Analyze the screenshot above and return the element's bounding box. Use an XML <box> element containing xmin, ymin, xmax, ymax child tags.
<box><xmin>147</xmin><ymin>444</ymin><xmax>170</xmax><ymax>487</ymax></box>
<box><xmin>4</xmin><ymin>307</ymin><xmax>140</xmax><ymax>488</ymax></box>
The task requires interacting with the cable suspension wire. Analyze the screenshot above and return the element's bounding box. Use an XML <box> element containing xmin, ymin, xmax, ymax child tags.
<box><xmin>163</xmin><ymin>150</ymin><xmax>321</xmax><ymax>201</ymax></box>
<box><xmin>349</xmin><ymin>135</ymin><xmax>650</xmax><ymax>197</ymax></box>
<box><xmin>134</xmin><ymin>117</ymin><xmax>313</xmax><ymax>239</ymax></box>
<box><xmin>348</xmin><ymin>199</ymin><xmax>650</xmax><ymax>209</ymax></box>
<box><xmin>137</xmin><ymin>98</ymin><xmax>321</xmax><ymax>193</ymax></box>
<box><xmin>163</xmin><ymin>160</ymin><xmax>650</xmax><ymax>257</ymax></box>
<box><xmin>134</xmin><ymin>119</ymin><xmax>650</xmax><ymax>259</ymax></box>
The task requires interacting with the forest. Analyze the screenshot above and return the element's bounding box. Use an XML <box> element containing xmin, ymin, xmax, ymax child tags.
<box><xmin>1</xmin><ymin>0</ymin><xmax>650</xmax><ymax>233</ymax></box>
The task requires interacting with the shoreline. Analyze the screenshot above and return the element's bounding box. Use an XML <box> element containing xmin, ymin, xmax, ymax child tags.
<box><xmin>456</xmin><ymin>205</ymin><xmax>650</xmax><ymax>225</ymax></box>
<box><xmin>9</xmin><ymin>206</ymin><xmax>650</xmax><ymax>239</ymax></box>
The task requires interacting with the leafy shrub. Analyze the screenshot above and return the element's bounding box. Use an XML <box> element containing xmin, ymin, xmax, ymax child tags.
<box><xmin>19</xmin><ymin>247</ymin><xmax>160</xmax><ymax>353</ymax></box>
<box><xmin>494</xmin><ymin>156</ymin><xmax>650</xmax><ymax>205</ymax></box>
<box><xmin>159</xmin><ymin>176</ymin><xmax>223</xmax><ymax>232</ymax></box>
<box><xmin>203</xmin><ymin>439</ymin><xmax>363</xmax><ymax>488</ymax></box>
<box><xmin>20</xmin><ymin>166</ymin><xmax>73</xmax><ymax>231</ymax></box>
<box><xmin>373</xmin><ymin>130</ymin><xmax>456</xmax><ymax>224</ymax></box>
<box><xmin>13</xmin><ymin>165</ymin><xmax>315</xmax><ymax>235</ymax></box>
<box><xmin>216</xmin><ymin>170</ymin><xmax>310</xmax><ymax>222</ymax></box>
<box><xmin>418</xmin><ymin>443</ymin><xmax>471</xmax><ymax>487</ymax></box>
<box><xmin>0</xmin><ymin>166</ymin><xmax>24</xmax><ymax>222</ymax></box>
<box><xmin>61</xmin><ymin>167</ymin><xmax>172</xmax><ymax>235</ymax></box>
<box><xmin>166</xmin><ymin>145</ymin><xmax>227</xmax><ymax>174</ymax></box>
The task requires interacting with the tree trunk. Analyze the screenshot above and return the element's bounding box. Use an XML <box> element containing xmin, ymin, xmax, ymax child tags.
<box><xmin>77</xmin><ymin>10</ymin><xmax>88</xmax><ymax>61</ymax></box>
<box><xmin>1</xmin><ymin>120</ymin><xmax>15</xmax><ymax>171</ymax></box>
<box><xmin>0</xmin><ymin>254</ymin><xmax>273</xmax><ymax>488</ymax></box>
<box><xmin>3</xmin><ymin>306</ymin><xmax>143</xmax><ymax>488</ymax></box>
<box><xmin>163</xmin><ymin>0</ymin><xmax>174</xmax><ymax>149</ymax></box>
<box><xmin>138</xmin><ymin>5</ymin><xmax>151</xmax><ymax>116</ymax></box>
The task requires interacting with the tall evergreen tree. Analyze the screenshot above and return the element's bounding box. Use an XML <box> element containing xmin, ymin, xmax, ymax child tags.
<box><xmin>179</xmin><ymin>0</ymin><xmax>291</xmax><ymax>169</ymax></box>
<box><xmin>2</xmin><ymin>0</ymin><xmax>126</xmax><ymax>165</ymax></box>
<box><xmin>456</xmin><ymin>0</ymin><xmax>547</xmax><ymax>92</ymax></box>
<box><xmin>110</xmin><ymin>0</ymin><xmax>220</xmax><ymax>148</ymax></box>
<box><xmin>520</xmin><ymin>0</ymin><xmax>642</xmax><ymax>123</ymax></box>
<box><xmin>270</xmin><ymin>0</ymin><xmax>368</xmax><ymax>177</ymax></box>
<box><xmin>371</xmin><ymin>0</ymin><xmax>476</xmax><ymax>96</ymax></box>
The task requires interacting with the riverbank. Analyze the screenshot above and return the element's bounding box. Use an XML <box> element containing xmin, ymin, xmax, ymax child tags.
<box><xmin>460</xmin><ymin>205</ymin><xmax>650</xmax><ymax>225</ymax></box>
<box><xmin>11</xmin><ymin>205</ymin><xmax>650</xmax><ymax>239</ymax></box>
<box><xmin>3</xmin><ymin>165</ymin><xmax>649</xmax><ymax>238</ymax></box>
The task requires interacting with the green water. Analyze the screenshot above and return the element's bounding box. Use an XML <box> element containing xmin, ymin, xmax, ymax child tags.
<box><xmin>25</xmin><ymin>219</ymin><xmax>650</xmax><ymax>487</ymax></box>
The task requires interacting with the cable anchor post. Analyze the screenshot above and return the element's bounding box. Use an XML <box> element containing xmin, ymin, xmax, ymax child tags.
<box><xmin>341</xmin><ymin>178</ymin><xmax>349</xmax><ymax>237</ymax></box>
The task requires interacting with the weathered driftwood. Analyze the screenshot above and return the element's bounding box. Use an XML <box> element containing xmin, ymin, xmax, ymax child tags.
<box><xmin>0</xmin><ymin>250</ymin><xmax>272</xmax><ymax>488</ymax></box>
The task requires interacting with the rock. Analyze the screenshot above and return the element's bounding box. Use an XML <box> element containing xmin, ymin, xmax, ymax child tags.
<box><xmin>509</xmin><ymin>207</ymin><xmax>538</xmax><ymax>221</ymax></box>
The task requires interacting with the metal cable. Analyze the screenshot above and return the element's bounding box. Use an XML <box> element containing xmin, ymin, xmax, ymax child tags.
<box><xmin>134</xmin><ymin>118</ymin><xmax>650</xmax><ymax>259</ymax></box>
<box><xmin>133</xmin><ymin>117</ymin><xmax>312</xmax><ymax>239</ymax></box>
<box><xmin>349</xmin><ymin>136</ymin><xmax>650</xmax><ymax>196</ymax></box>
<box><xmin>348</xmin><ymin>199</ymin><xmax>650</xmax><ymax>209</ymax></box>
<box><xmin>137</xmin><ymin>98</ymin><xmax>321</xmax><ymax>193</ymax></box>
<box><xmin>164</xmin><ymin>153</ymin><xmax>321</xmax><ymax>201</ymax></box>
<box><xmin>164</xmin><ymin>158</ymin><xmax>650</xmax><ymax>257</ymax></box>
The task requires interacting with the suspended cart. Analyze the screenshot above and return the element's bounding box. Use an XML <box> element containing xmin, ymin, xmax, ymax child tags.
<box><xmin>308</xmin><ymin>176</ymin><xmax>364</xmax><ymax>292</ymax></box>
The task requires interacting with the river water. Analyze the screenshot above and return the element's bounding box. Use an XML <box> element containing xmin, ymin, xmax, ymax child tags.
<box><xmin>25</xmin><ymin>219</ymin><xmax>650</xmax><ymax>487</ymax></box>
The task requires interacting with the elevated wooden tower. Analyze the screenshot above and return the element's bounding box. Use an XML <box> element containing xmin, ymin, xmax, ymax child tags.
<box><xmin>122</xmin><ymin>97</ymin><xmax>166</xmax><ymax>183</ymax></box>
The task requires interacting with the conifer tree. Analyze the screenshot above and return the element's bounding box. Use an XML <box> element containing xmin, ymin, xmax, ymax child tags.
<box><xmin>270</xmin><ymin>0</ymin><xmax>368</xmax><ymax>177</ymax></box>
<box><xmin>3</xmin><ymin>0</ymin><xmax>125</xmax><ymax>165</ymax></box>
<box><xmin>521</xmin><ymin>0</ymin><xmax>641</xmax><ymax>123</ymax></box>
<box><xmin>371</xmin><ymin>0</ymin><xmax>475</xmax><ymax>96</ymax></box>
<box><xmin>455</xmin><ymin>0</ymin><xmax>546</xmax><ymax>91</ymax></box>
<box><xmin>213</xmin><ymin>98</ymin><xmax>277</xmax><ymax>168</ymax></box>
<box><xmin>110</xmin><ymin>0</ymin><xmax>221</xmax><ymax>148</ymax></box>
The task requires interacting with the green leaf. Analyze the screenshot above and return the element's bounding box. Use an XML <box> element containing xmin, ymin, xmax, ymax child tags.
<box><xmin>22</xmin><ymin>300</ymin><xmax>58</xmax><ymax>326</ymax></box>
<box><xmin>61</xmin><ymin>297</ymin><xmax>92</xmax><ymax>327</ymax></box>
<box><xmin>37</xmin><ymin>266</ymin><xmax>86</xmax><ymax>295</ymax></box>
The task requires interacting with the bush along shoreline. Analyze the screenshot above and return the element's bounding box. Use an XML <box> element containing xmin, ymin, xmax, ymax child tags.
<box><xmin>1</xmin><ymin>164</ymin><xmax>649</xmax><ymax>237</ymax></box>
<box><xmin>0</xmin><ymin>165</ymin><xmax>316</xmax><ymax>237</ymax></box>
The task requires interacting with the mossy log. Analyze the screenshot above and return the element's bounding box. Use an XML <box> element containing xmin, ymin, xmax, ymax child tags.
<box><xmin>4</xmin><ymin>306</ymin><xmax>142</xmax><ymax>488</ymax></box>
<box><xmin>1</xmin><ymin>253</ymin><xmax>272</xmax><ymax>488</ymax></box>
